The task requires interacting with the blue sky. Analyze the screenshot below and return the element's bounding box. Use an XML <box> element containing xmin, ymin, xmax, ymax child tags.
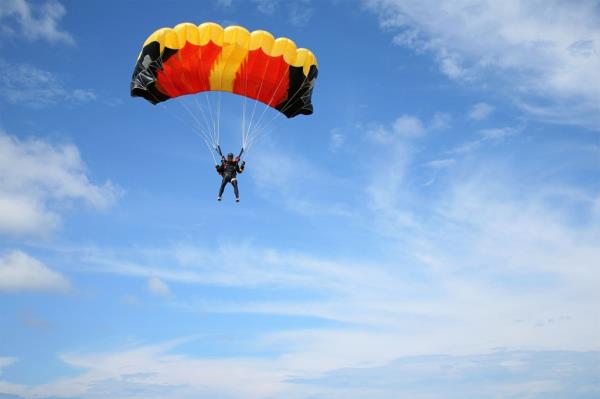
<box><xmin>1</xmin><ymin>0</ymin><xmax>600</xmax><ymax>398</ymax></box>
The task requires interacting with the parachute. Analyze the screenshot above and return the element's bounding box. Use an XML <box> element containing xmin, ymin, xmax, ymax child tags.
<box><xmin>130</xmin><ymin>22</ymin><xmax>318</xmax><ymax>159</ymax></box>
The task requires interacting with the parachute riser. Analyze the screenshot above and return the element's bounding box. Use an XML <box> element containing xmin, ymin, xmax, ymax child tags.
<box><xmin>213</xmin><ymin>145</ymin><xmax>245</xmax><ymax>162</ymax></box>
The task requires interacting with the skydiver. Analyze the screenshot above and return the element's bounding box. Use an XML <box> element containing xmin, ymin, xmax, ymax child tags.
<box><xmin>216</xmin><ymin>152</ymin><xmax>245</xmax><ymax>202</ymax></box>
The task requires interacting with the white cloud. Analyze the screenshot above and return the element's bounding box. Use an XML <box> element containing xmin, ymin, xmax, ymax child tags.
<box><xmin>79</xmin><ymin>199</ymin><xmax>599</xmax><ymax>356</ymax></box>
<box><xmin>242</xmin><ymin>0</ymin><xmax>314</xmax><ymax>26</ymax></box>
<box><xmin>2</xmin><ymin>116</ymin><xmax>596</xmax><ymax>397</ymax></box>
<box><xmin>365</xmin><ymin>0</ymin><xmax>600</xmax><ymax>130</ymax></box>
<box><xmin>594</xmin><ymin>196</ymin><xmax>600</xmax><ymax>216</ymax></box>
<box><xmin>79</xmin><ymin>243</ymin><xmax>383</xmax><ymax>297</ymax></box>
<box><xmin>33</xmin><ymin>114</ymin><xmax>598</xmax><ymax>395</ymax></box>
<box><xmin>468</xmin><ymin>102</ymin><xmax>495</xmax><ymax>120</ymax></box>
<box><xmin>0</xmin><ymin>194</ymin><xmax>60</xmax><ymax>236</ymax></box>
<box><xmin>365</xmin><ymin>114</ymin><xmax>435</xmax><ymax>228</ymax></box>
<box><xmin>250</xmin><ymin>147</ymin><xmax>311</xmax><ymax>195</ymax></box>
<box><xmin>449</xmin><ymin>126</ymin><xmax>520</xmax><ymax>155</ymax></box>
<box><xmin>479</xmin><ymin>126</ymin><xmax>518</xmax><ymax>141</ymax></box>
<box><xmin>147</xmin><ymin>276</ymin><xmax>170</xmax><ymax>296</ymax></box>
<box><xmin>248</xmin><ymin>144</ymin><xmax>352</xmax><ymax>217</ymax></box>
<box><xmin>329</xmin><ymin>128</ymin><xmax>345</xmax><ymax>150</ymax></box>
<box><xmin>0</xmin><ymin>0</ymin><xmax>74</xmax><ymax>45</ymax></box>
<box><xmin>368</xmin><ymin>113</ymin><xmax>448</xmax><ymax>144</ymax></box>
<box><xmin>291</xmin><ymin>350</ymin><xmax>600</xmax><ymax>399</ymax></box>
<box><xmin>0</xmin><ymin>339</ymin><xmax>297</xmax><ymax>399</ymax></box>
<box><xmin>215</xmin><ymin>0</ymin><xmax>233</xmax><ymax>8</ymax></box>
<box><xmin>289</xmin><ymin>0</ymin><xmax>314</xmax><ymax>27</ymax></box>
<box><xmin>368</xmin><ymin>115</ymin><xmax>424</xmax><ymax>144</ymax></box>
<box><xmin>0</xmin><ymin>60</ymin><xmax>96</xmax><ymax>107</ymax></box>
<box><xmin>12</xmin><ymin>153</ymin><xmax>600</xmax><ymax>396</ymax></box>
<box><xmin>360</xmin><ymin>116</ymin><xmax>600</xmax><ymax>357</ymax></box>
<box><xmin>0</xmin><ymin>357</ymin><xmax>23</xmax><ymax>398</ymax></box>
<box><xmin>0</xmin><ymin>250</ymin><xmax>69</xmax><ymax>293</ymax></box>
<box><xmin>393</xmin><ymin>115</ymin><xmax>426</xmax><ymax>137</ymax></box>
<box><xmin>366</xmin><ymin>123</ymin><xmax>393</xmax><ymax>143</ymax></box>
<box><xmin>252</xmin><ymin>0</ymin><xmax>278</xmax><ymax>15</ymax></box>
<box><xmin>425</xmin><ymin>158</ymin><xmax>456</xmax><ymax>169</ymax></box>
<box><xmin>517</xmin><ymin>99</ymin><xmax>600</xmax><ymax>129</ymax></box>
<box><xmin>0</xmin><ymin>357</ymin><xmax>16</xmax><ymax>374</ymax></box>
<box><xmin>3</xmin><ymin>339</ymin><xmax>598</xmax><ymax>399</ymax></box>
<box><xmin>429</xmin><ymin>112</ymin><xmax>451</xmax><ymax>130</ymax></box>
<box><xmin>0</xmin><ymin>132</ymin><xmax>119</xmax><ymax>237</ymax></box>
<box><xmin>364</xmin><ymin>112</ymin><xmax>451</xmax><ymax>212</ymax></box>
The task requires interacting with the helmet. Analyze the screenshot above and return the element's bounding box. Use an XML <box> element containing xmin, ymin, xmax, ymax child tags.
<box><xmin>227</xmin><ymin>152</ymin><xmax>234</xmax><ymax>159</ymax></box>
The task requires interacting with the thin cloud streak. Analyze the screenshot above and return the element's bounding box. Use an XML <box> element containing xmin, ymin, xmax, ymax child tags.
<box><xmin>0</xmin><ymin>60</ymin><xmax>96</xmax><ymax>108</ymax></box>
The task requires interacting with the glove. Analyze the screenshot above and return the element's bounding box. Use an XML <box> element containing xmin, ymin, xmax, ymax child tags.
<box><xmin>241</xmin><ymin>161</ymin><xmax>246</xmax><ymax>168</ymax></box>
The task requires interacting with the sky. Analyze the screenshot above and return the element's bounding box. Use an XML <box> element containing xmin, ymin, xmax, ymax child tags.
<box><xmin>1</xmin><ymin>0</ymin><xmax>600</xmax><ymax>398</ymax></box>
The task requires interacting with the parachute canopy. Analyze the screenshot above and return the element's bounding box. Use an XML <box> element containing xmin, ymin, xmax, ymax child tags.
<box><xmin>130</xmin><ymin>22</ymin><xmax>318</xmax><ymax>118</ymax></box>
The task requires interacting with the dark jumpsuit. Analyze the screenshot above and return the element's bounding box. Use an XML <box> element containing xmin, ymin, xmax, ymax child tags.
<box><xmin>216</xmin><ymin>158</ymin><xmax>244</xmax><ymax>199</ymax></box>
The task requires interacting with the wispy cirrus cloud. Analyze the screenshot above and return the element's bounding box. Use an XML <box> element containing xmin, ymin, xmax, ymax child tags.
<box><xmin>75</xmin><ymin>242</ymin><xmax>383</xmax><ymax>297</ymax></box>
<box><xmin>222</xmin><ymin>0</ymin><xmax>315</xmax><ymax>27</ymax></box>
<box><xmin>293</xmin><ymin>350</ymin><xmax>600</xmax><ymax>399</ymax></box>
<box><xmin>13</xmin><ymin>106</ymin><xmax>594</xmax><ymax>397</ymax></box>
<box><xmin>424</xmin><ymin>158</ymin><xmax>456</xmax><ymax>169</ymax></box>
<box><xmin>468</xmin><ymin>102</ymin><xmax>495</xmax><ymax>121</ymax></box>
<box><xmin>215</xmin><ymin>0</ymin><xmax>233</xmax><ymax>8</ymax></box>
<box><xmin>0</xmin><ymin>338</ymin><xmax>298</xmax><ymax>399</ymax></box>
<box><xmin>289</xmin><ymin>0</ymin><xmax>314</xmax><ymax>27</ymax></box>
<box><xmin>59</xmin><ymin>155</ymin><xmax>600</xmax><ymax>351</ymax></box>
<box><xmin>449</xmin><ymin>126</ymin><xmax>520</xmax><ymax>155</ymax></box>
<box><xmin>364</xmin><ymin>112</ymin><xmax>452</xmax><ymax>220</ymax></box>
<box><xmin>0</xmin><ymin>60</ymin><xmax>96</xmax><ymax>108</ymax></box>
<box><xmin>0</xmin><ymin>131</ymin><xmax>119</xmax><ymax>237</ymax></box>
<box><xmin>0</xmin><ymin>357</ymin><xmax>22</xmax><ymax>398</ymax></box>
<box><xmin>329</xmin><ymin>127</ymin><xmax>345</xmax><ymax>151</ymax></box>
<box><xmin>252</xmin><ymin>0</ymin><xmax>278</xmax><ymax>15</ymax></box>
<box><xmin>2</xmin><ymin>342</ymin><xmax>599</xmax><ymax>399</ymax></box>
<box><xmin>365</xmin><ymin>0</ymin><xmax>600</xmax><ymax>130</ymax></box>
<box><xmin>249</xmin><ymin>143</ymin><xmax>353</xmax><ymax>217</ymax></box>
<box><xmin>5</xmin><ymin>141</ymin><xmax>600</xmax><ymax>396</ymax></box>
<box><xmin>0</xmin><ymin>0</ymin><xmax>74</xmax><ymax>45</ymax></box>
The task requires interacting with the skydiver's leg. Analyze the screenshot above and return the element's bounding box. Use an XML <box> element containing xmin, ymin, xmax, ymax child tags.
<box><xmin>231</xmin><ymin>178</ymin><xmax>239</xmax><ymax>200</ymax></box>
<box><xmin>218</xmin><ymin>178</ymin><xmax>228</xmax><ymax>200</ymax></box>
